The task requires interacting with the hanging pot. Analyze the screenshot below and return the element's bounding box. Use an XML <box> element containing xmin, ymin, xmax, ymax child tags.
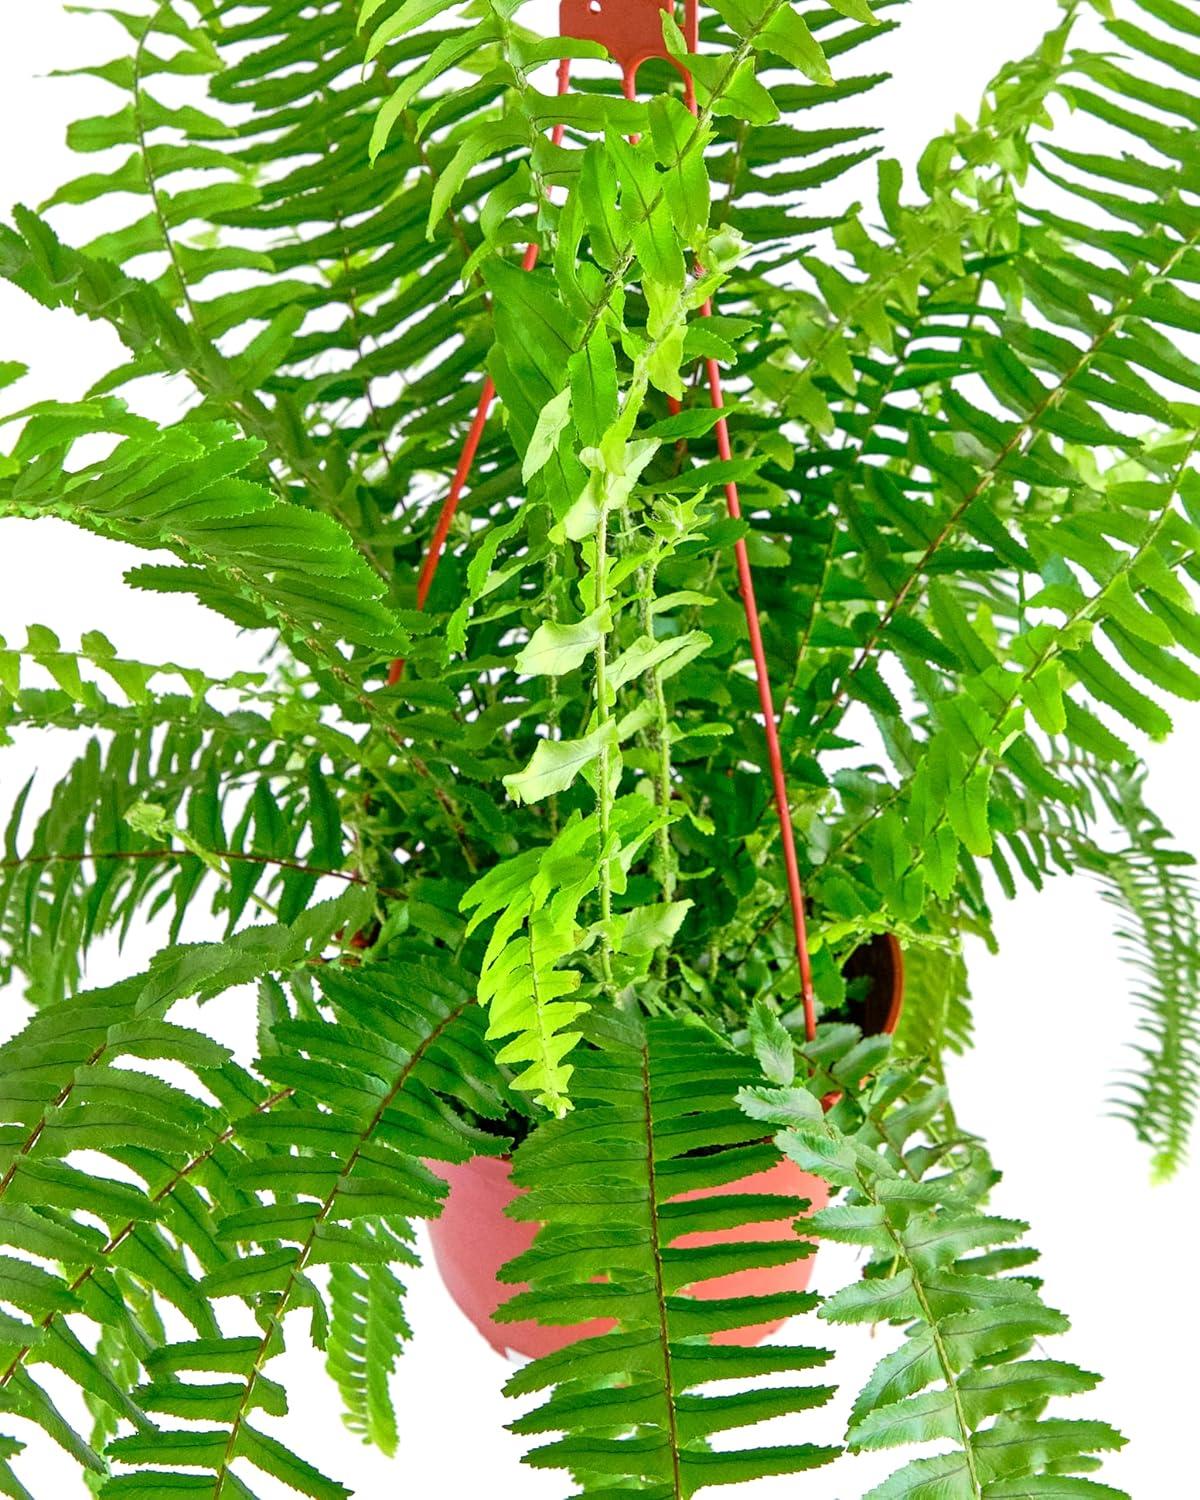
<box><xmin>426</xmin><ymin>1151</ymin><xmax>832</xmax><ymax>1360</ymax></box>
<box><xmin>427</xmin><ymin>933</ymin><xmax>904</xmax><ymax>1359</ymax></box>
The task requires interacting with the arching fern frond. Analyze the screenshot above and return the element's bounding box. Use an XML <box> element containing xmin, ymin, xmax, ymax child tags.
<box><xmin>461</xmin><ymin>818</ymin><xmax>598</xmax><ymax>1117</ymax></box>
<box><xmin>462</xmin><ymin>795</ymin><xmax>680</xmax><ymax>1114</ymax></box>
<box><xmin>0</xmin><ymin>400</ymin><xmax>404</xmax><ymax>656</ymax></box>
<box><xmin>500</xmin><ymin>1012</ymin><xmax>839</xmax><ymax>1496</ymax></box>
<box><xmin>0</xmin><ymin>691</ymin><xmax>371</xmax><ymax>1006</ymax></box>
<box><xmin>742</xmin><ymin>1040</ymin><xmax>1128</xmax><ymax>1498</ymax></box>
<box><xmin>0</xmin><ymin>959</ymin><xmax>308</xmax><ymax>1486</ymax></box>
<box><xmin>98</xmin><ymin>955</ymin><xmax>510</xmax><ymax>1498</ymax></box>
<box><xmin>1075</xmin><ymin>768</ymin><xmax>1200</xmax><ymax>1179</ymax></box>
<box><xmin>0</xmin><ymin>625</ymin><xmax>259</xmax><ymax>721</ymax></box>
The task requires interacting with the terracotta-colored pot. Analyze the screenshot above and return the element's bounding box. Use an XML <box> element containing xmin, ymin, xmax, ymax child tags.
<box><xmin>426</xmin><ymin>1152</ymin><xmax>831</xmax><ymax>1360</ymax></box>
<box><xmin>426</xmin><ymin>1153</ymin><xmax>611</xmax><ymax>1361</ymax></box>
<box><xmin>427</xmin><ymin>934</ymin><xmax>904</xmax><ymax>1360</ymax></box>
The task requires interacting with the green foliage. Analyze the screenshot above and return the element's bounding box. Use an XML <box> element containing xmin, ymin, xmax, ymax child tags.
<box><xmin>0</xmin><ymin>406</ymin><xmax>405</xmax><ymax>654</ymax></box>
<box><xmin>94</xmin><ymin>955</ymin><xmax>508</xmax><ymax>1497</ymax></box>
<box><xmin>742</xmin><ymin>1033</ymin><xmax>1126</xmax><ymax>1498</ymax></box>
<box><xmin>0</xmin><ymin>941</ymin><xmax>507</xmax><ymax>1496</ymax></box>
<box><xmin>0</xmin><ymin>0</ymin><xmax>1195</xmax><ymax>1490</ymax></box>
<box><xmin>0</xmin><ymin>897</ymin><xmax>365</xmax><ymax>1483</ymax></box>
<box><xmin>0</xmin><ymin>661</ymin><xmax>376</xmax><ymax>1007</ymax></box>
<box><xmin>1073</xmin><ymin>768</ymin><xmax>1200</xmax><ymax>1179</ymax></box>
<box><xmin>500</xmin><ymin>1013</ymin><xmax>839</xmax><ymax>1495</ymax></box>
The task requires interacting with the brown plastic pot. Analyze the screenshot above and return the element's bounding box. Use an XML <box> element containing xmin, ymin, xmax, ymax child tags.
<box><xmin>841</xmin><ymin>930</ymin><xmax>904</xmax><ymax>1038</ymax></box>
<box><xmin>427</xmin><ymin>933</ymin><xmax>904</xmax><ymax>1360</ymax></box>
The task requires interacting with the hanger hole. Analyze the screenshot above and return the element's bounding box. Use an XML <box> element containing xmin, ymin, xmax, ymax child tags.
<box><xmin>588</xmin><ymin>1</ymin><xmax>602</xmax><ymax>12</ymax></box>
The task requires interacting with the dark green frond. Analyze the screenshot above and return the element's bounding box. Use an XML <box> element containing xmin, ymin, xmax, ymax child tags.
<box><xmin>500</xmin><ymin>1014</ymin><xmax>838</xmax><ymax>1497</ymax></box>
<box><xmin>98</xmin><ymin>954</ymin><xmax>507</xmax><ymax>1497</ymax></box>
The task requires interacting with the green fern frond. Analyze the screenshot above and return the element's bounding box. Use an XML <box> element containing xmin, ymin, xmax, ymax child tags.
<box><xmin>463</xmin><ymin>830</ymin><xmax>594</xmax><ymax>1117</ymax></box>
<box><xmin>742</xmin><ymin>1037</ymin><xmax>1129</xmax><ymax>1499</ymax></box>
<box><xmin>500</xmin><ymin>1013</ymin><xmax>839</xmax><ymax>1496</ymax></box>
<box><xmin>0</xmin><ymin>726</ymin><xmax>356</xmax><ymax>1000</ymax></box>
<box><xmin>1074</xmin><ymin>769</ymin><xmax>1200</xmax><ymax>1178</ymax></box>
<box><xmin>0</xmin><ymin>402</ymin><xmax>405</xmax><ymax>655</ymax></box>
<box><xmin>0</xmin><ymin>956</ymin><xmax>310</xmax><ymax>1485</ymax></box>
<box><xmin>96</xmin><ymin>955</ymin><xmax>509</xmax><ymax>1497</ymax></box>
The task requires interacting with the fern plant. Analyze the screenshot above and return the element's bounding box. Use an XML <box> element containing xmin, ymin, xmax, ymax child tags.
<box><xmin>1</xmin><ymin>0</ymin><xmax>1197</xmax><ymax>1492</ymax></box>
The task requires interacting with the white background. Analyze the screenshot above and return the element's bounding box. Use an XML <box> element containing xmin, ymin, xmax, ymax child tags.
<box><xmin>1</xmin><ymin>2</ymin><xmax>1195</xmax><ymax>1495</ymax></box>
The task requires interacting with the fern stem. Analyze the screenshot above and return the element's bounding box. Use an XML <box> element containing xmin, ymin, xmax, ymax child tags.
<box><xmin>400</xmin><ymin>103</ymin><xmax>479</xmax><ymax>276</ymax></box>
<box><xmin>638</xmin><ymin>1039</ymin><xmax>685</xmax><ymax>1500</ymax></box>
<box><xmin>877</xmin><ymin>1199</ymin><xmax>984</xmax><ymax>1498</ymax></box>
<box><xmin>0</xmin><ymin>499</ymin><xmax>404</xmax><ymax>768</ymax></box>
<box><xmin>1070</xmin><ymin>775</ymin><xmax>1200</xmax><ymax>1177</ymax></box>
<box><xmin>768</xmin><ymin>216</ymin><xmax>968</xmax><ymax>441</ymax></box>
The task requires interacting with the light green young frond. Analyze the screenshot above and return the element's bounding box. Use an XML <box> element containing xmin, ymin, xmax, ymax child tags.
<box><xmin>742</xmin><ymin>1030</ymin><xmax>1129</xmax><ymax>1499</ymax></box>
